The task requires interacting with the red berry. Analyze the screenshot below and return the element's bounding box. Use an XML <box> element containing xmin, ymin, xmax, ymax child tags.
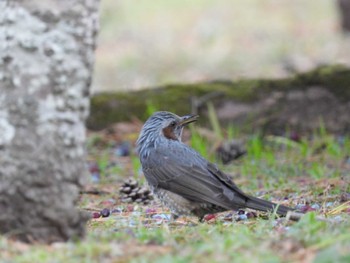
<box><xmin>92</xmin><ymin>212</ymin><xmax>101</xmax><ymax>218</ymax></box>
<box><xmin>204</xmin><ymin>214</ymin><xmax>216</xmax><ymax>221</ymax></box>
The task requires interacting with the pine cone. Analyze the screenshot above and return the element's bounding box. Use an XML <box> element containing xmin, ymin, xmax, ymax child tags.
<box><xmin>119</xmin><ymin>178</ymin><xmax>154</xmax><ymax>205</ymax></box>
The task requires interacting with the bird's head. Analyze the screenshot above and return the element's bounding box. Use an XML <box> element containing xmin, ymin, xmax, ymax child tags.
<box><xmin>136</xmin><ymin>111</ymin><xmax>198</xmax><ymax>155</ymax></box>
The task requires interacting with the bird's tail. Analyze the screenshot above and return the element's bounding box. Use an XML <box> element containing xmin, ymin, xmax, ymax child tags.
<box><xmin>245</xmin><ymin>195</ymin><xmax>293</xmax><ymax>216</ymax></box>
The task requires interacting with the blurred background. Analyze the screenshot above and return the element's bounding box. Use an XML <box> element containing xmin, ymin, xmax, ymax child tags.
<box><xmin>93</xmin><ymin>0</ymin><xmax>350</xmax><ymax>93</ymax></box>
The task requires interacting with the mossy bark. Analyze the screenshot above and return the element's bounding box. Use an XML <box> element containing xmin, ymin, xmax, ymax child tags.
<box><xmin>88</xmin><ymin>65</ymin><xmax>350</xmax><ymax>134</ymax></box>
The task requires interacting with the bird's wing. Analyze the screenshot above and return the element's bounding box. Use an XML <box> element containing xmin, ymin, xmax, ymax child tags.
<box><xmin>206</xmin><ymin>162</ymin><xmax>249</xmax><ymax>197</ymax></box>
<box><xmin>141</xmin><ymin>143</ymin><xmax>248</xmax><ymax>210</ymax></box>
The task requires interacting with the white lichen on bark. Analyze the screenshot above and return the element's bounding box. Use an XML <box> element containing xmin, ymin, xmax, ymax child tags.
<box><xmin>0</xmin><ymin>110</ymin><xmax>15</xmax><ymax>146</ymax></box>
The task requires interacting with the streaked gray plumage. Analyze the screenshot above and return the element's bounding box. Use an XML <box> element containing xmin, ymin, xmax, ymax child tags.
<box><xmin>137</xmin><ymin>111</ymin><xmax>293</xmax><ymax>220</ymax></box>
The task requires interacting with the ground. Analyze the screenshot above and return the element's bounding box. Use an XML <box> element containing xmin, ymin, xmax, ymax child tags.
<box><xmin>1</xmin><ymin>120</ymin><xmax>349</xmax><ymax>263</ymax></box>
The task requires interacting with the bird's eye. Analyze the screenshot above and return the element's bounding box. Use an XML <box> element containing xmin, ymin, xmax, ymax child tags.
<box><xmin>170</xmin><ymin>121</ymin><xmax>176</xmax><ymax>127</ymax></box>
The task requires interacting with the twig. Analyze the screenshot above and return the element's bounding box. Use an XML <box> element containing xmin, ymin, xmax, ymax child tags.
<box><xmin>79</xmin><ymin>189</ymin><xmax>110</xmax><ymax>195</ymax></box>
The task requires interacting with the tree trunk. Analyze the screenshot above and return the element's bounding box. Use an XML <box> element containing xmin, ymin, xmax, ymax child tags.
<box><xmin>0</xmin><ymin>0</ymin><xmax>99</xmax><ymax>243</ymax></box>
<box><xmin>338</xmin><ymin>0</ymin><xmax>350</xmax><ymax>33</ymax></box>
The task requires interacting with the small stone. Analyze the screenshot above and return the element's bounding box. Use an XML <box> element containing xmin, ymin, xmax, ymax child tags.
<box><xmin>326</xmin><ymin>202</ymin><xmax>334</xmax><ymax>207</ymax></box>
<box><xmin>112</xmin><ymin>207</ymin><xmax>123</xmax><ymax>213</ymax></box>
<box><xmin>152</xmin><ymin>213</ymin><xmax>171</xmax><ymax>224</ymax></box>
<box><xmin>100</xmin><ymin>208</ymin><xmax>110</xmax><ymax>217</ymax></box>
<box><xmin>295</xmin><ymin>204</ymin><xmax>305</xmax><ymax>210</ymax></box>
<box><xmin>311</xmin><ymin>203</ymin><xmax>321</xmax><ymax>210</ymax></box>
<box><xmin>236</xmin><ymin>214</ymin><xmax>248</xmax><ymax>221</ymax></box>
<box><xmin>91</xmin><ymin>172</ymin><xmax>100</xmax><ymax>183</ymax></box>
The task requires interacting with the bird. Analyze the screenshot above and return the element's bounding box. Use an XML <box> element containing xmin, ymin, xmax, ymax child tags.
<box><xmin>136</xmin><ymin>111</ymin><xmax>294</xmax><ymax>220</ymax></box>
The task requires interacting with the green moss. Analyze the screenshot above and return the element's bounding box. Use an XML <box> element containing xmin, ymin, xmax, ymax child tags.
<box><xmin>87</xmin><ymin>65</ymin><xmax>350</xmax><ymax>130</ymax></box>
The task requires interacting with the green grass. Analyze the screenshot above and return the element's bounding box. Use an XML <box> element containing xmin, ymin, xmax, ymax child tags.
<box><xmin>1</xmin><ymin>127</ymin><xmax>350</xmax><ymax>263</ymax></box>
<box><xmin>2</xmin><ymin>213</ymin><xmax>350</xmax><ymax>262</ymax></box>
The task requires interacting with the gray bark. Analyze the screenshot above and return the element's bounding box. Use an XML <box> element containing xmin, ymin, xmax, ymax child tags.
<box><xmin>0</xmin><ymin>0</ymin><xmax>99</xmax><ymax>242</ymax></box>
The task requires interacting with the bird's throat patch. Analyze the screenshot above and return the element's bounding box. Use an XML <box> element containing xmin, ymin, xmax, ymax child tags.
<box><xmin>162</xmin><ymin>127</ymin><xmax>177</xmax><ymax>140</ymax></box>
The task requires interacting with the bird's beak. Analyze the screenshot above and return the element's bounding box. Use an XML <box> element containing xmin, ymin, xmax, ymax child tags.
<box><xmin>179</xmin><ymin>114</ymin><xmax>199</xmax><ymax>126</ymax></box>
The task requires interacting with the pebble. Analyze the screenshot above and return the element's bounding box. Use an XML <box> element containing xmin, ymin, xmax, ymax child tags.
<box><xmin>100</xmin><ymin>208</ymin><xmax>110</xmax><ymax>217</ymax></box>
<box><xmin>111</xmin><ymin>207</ymin><xmax>123</xmax><ymax>213</ymax></box>
<box><xmin>91</xmin><ymin>172</ymin><xmax>100</xmax><ymax>183</ymax></box>
<box><xmin>311</xmin><ymin>203</ymin><xmax>321</xmax><ymax>210</ymax></box>
<box><xmin>295</xmin><ymin>204</ymin><xmax>305</xmax><ymax>210</ymax></box>
<box><xmin>326</xmin><ymin>202</ymin><xmax>334</xmax><ymax>207</ymax></box>
<box><xmin>152</xmin><ymin>213</ymin><xmax>171</xmax><ymax>224</ymax></box>
<box><xmin>236</xmin><ymin>214</ymin><xmax>248</xmax><ymax>221</ymax></box>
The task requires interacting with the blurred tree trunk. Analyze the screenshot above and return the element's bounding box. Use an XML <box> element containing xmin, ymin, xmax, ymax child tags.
<box><xmin>338</xmin><ymin>0</ymin><xmax>350</xmax><ymax>33</ymax></box>
<box><xmin>0</xmin><ymin>0</ymin><xmax>99</xmax><ymax>243</ymax></box>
